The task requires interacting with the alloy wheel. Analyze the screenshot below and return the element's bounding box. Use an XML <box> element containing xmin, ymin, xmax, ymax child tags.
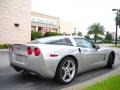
<box><xmin>61</xmin><ymin>60</ymin><xmax>76</xmax><ymax>82</ymax></box>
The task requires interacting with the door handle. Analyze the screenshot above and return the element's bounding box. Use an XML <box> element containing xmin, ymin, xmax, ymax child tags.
<box><xmin>78</xmin><ymin>48</ymin><xmax>81</xmax><ymax>53</ymax></box>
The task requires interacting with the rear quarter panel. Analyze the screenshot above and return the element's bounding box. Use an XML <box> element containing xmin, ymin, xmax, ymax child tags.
<box><xmin>34</xmin><ymin>44</ymin><xmax>82</xmax><ymax>75</ymax></box>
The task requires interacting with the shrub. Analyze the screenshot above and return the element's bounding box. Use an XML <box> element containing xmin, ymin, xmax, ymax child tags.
<box><xmin>0</xmin><ymin>44</ymin><xmax>9</xmax><ymax>49</ymax></box>
<box><xmin>31</xmin><ymin>31</ymin><xmax>42</xmax><ymax>40</ymax></box>
<box><xmin>102</xmin><ymin>40</ymin><xmax>112</xmax><ymax>43</ymax></box>
<box><xmin>44</xmin><ymin>32</ymin><xmax>61</xmax><ymax>37</ymax></box>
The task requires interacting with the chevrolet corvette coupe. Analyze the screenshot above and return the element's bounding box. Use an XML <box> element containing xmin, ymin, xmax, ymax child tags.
<box><xmin>9</xmin><ymin>36</ymin><xmax>115</xmax><ymax>84</ymax></box>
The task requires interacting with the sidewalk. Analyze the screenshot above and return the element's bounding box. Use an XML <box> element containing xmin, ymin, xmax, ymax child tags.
<box><xmin>62</xmin><ymin>66</ymin><xmax>120</xmax><ymax>90</ymax></box>
<box><xmin>0</xmin><ymin>49</ymin><xmax>9</xmax><ymax>53</ymax></box>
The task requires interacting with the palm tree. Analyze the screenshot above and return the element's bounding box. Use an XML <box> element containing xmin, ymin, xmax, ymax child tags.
<box><xmin>77</xmin><ymin>31</ymin><xmax>82</xmax><ymax>36</ymax></box>
<box><xmin>87</xmin><ymin>23</ymin><xmax>104</xmax><ymax>43</ymax></box>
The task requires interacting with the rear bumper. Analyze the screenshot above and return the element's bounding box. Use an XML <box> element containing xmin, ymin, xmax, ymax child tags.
<box><xmin>9</xmin><ymin>53</ymin><xmax>59</xmax><ymax>79</ymax></box>
<box><xmin>10</xmin><ymin>61</ymin><xmax>56</xmax><ymax>79</ymax></box>
<box><xmin>10</xmin><ymin>63</ymin><xmax>42</xmax><ymax>76</ymax></box>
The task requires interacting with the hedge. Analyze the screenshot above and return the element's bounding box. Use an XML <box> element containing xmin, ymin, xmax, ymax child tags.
<box><xmin>44</xmin><ymin>32</ymin><xmax>62</xmax><ymax>37</ymax></box>
<box><xmin>0</xmin><ymin>44</ymin><xmax>9</xmax><ymax>49</ymax></box>
<box><xmin>31</xmin><ymin>31</ymin><xmax>42</xmax><ymax>40</ymax></box>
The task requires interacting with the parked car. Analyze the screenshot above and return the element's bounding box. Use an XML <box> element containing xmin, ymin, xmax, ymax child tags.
<box><xmin>9</xmin><ymin>36</ymin><xmax>115</xmax><ymax>84</ymax></box>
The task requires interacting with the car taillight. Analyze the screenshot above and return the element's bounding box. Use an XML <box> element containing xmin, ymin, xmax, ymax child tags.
<box><xmin>27</xmin><ymin>47</ymin><xmax>33</xmax><ymax>55</ymax></box>
<box><xmin>34</xmin><ymin>48</ymin><xmax>41</xmax><ymax>56</ymax></box>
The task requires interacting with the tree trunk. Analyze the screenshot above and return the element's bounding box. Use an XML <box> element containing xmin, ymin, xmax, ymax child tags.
<box><xmin>94</xmin><ymin>34</ymin><xmax>97</xmax><ymax>43</ymax></box>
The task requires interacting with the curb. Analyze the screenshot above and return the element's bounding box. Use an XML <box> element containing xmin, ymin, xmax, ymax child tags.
<box><xmin>0</xmin><ymin>49</ymin><xmax>9</xmax><ymax>53</ymax></box>
<box><xmin>62</xmin><ymin>67</ymin><xmax>120</xmax><ymax>90</ymax></box>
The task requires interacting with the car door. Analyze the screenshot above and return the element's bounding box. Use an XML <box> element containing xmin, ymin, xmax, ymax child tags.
<box><xmin>74</xmin><ymin>38</ymin><xmax>106</xmax><ymax>70</ymax></box>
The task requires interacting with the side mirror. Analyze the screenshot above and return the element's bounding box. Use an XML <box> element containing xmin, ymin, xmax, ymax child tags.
<box><xmin>95</xmin><ymin>45</ymin><xmax>100</xmax><ymax>49</ymax></box>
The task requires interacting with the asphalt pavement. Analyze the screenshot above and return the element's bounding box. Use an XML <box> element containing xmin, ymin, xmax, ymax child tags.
<box><xmin>0</xmin><ymin>44</ymin><xmax>120</xmax><ymax>90</ymax></box>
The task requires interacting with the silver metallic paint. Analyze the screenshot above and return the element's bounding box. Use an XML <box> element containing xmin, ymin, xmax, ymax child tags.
<box><xmin>9</xmin><ymin>36</ymin><xmax>114</xmax><ymax>79</ymax></box>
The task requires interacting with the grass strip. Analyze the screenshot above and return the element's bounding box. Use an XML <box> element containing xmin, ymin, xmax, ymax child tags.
<box><xmin>83</xmin><ymin>74</ymin><xmax>120</xmax><ymax>90</ymax></box>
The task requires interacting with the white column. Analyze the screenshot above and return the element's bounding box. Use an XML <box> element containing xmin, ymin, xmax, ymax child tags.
<box><xmin>35</xmin><ymin>26</ymin><xmax>38</xmax><ymax>31</ymax></box>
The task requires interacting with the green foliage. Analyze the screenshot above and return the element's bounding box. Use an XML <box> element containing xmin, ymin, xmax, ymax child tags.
<box><xmin>84</xmin><ymin>35</ymin><xmax>90</xmax><ymax>40</ymax></box>
<box><xmin>87</xmin><ymin>23</ymin><xmax>104</xmax><ymax>43</ymax></box>
<box><xmin>44</xmin><ymin>32</ymin><xmax>61</xmax><ymax>37</ymax></box>
<box><xmin>0</xmin><ymin>44</ymin><xmax>9</xmax><ymax>49</ymax></box>
<box><xmin>77</xmin><ymin>31</ymin><xmax>82</xmax><ymax>36</ymax></box>
<box><xmin>104</xmin><ymin>32</ymin><xmax>113</xmax><ymax>43</ymax></box>
<box><xmin>97</xmin><ymin>36</ymin><xmax>103</xmax><ymax>40</ymax></box>
<box><xmin>84</xmin><ymin>74</ymin><xmax>120</xmax><ymax>90</ymax></box>
<box><xmin>72</xmin><ymin>30</ymin><xmax>77</xmax><ymax>36</ymax></box>
<box><xmin>31</xmin><ymin>31</ymin><xmax>42</xmax><ymax>40</ymax></box>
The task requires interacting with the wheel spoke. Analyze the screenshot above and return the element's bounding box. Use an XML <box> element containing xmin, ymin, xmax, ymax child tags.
<box><xmin>68</xmin><ymin>73</ymin><xmax>71</xmax><ymax>79</ymax></box>
<box><xmin>62</xmin><ymin>72</ymin><xmax>67</xmax><ymax>80</ymax></box>
<box><xmin>69</xmin><ymin>66</ymin><xmax>75</xmax><ymax>71</ymax></box>
<box><xmin>62</xmin><ymin>66</ymin><xmax>66</xmax><ymax>71</ymax></box>
<box><xmin>67</xmin><ymin>60</ymin><xmax>71</xmax><ymax>68</ymax></box>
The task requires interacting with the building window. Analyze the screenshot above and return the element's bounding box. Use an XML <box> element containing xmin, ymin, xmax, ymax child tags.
<box><xmin>38</xmin><ymin>27</ymin><xmax>42</xmax><ymax>32</ymax></box>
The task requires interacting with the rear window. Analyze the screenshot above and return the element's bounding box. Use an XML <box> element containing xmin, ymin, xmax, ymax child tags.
<box><xmin>47</xmin><ymin>38</ymin><xmax>73</xmax><ymax>46</ymax></box>
<box><xmin>28</xmin><ymin>37</ymin><xmax>73</xmax><ymax>46</ymax></box>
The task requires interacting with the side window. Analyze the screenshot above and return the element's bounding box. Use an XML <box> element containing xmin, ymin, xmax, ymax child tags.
<box><xmin>74</xmin><ymin>38</ymin><xmax>94</xmax><ymax>48</ymax></box>
<box><xmin>48</xmin><ymin>38</ymin><xmax>73</xmax><ymax>46</ymax></box>
<box><xmin>64</xmin><ymin>38</ymin><xmax>73</xmax><ymax>46</ymax></box>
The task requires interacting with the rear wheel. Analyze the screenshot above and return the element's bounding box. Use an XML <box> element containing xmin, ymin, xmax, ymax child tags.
<box><xmin>55</xmin><ymin>57</ymin><xmax>77</xmax><ymax>84</ymax></box>
<box><xmin>22</xmin><ymin>70</ymin><xmax>30</xmax><ymax>76</ymax></box>
<box><xmin>13</xmin><ymin>67</ymin><xmax>23</xmax><ymax>72</ymax></box>
<box><xmin>107</xmin><ymin>53</ymin><xmax>115</xmax><ymax>69</ymax></box>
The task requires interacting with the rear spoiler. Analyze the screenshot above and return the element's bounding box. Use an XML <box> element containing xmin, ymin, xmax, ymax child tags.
<box><xmin>9</xmin><ymin>44</ymin><xmax>27</xmax><ymax>49</ymax></box>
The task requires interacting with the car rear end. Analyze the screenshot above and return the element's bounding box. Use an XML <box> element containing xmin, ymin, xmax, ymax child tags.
<box><xmin>9</xmin><ymin>44</ymin><xmax>56</xmax><ymax>78</ymax></box>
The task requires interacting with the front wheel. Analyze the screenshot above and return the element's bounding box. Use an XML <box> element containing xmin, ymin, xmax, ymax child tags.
<box><xmin>107</xmin><ymin>53</ymin><xmax>115</xmax><ymax>69</ymax></box>
<box><xmin>55</xmin><ymin>57</ymin><xmax>77</xmax><ymax>84</ymax></box>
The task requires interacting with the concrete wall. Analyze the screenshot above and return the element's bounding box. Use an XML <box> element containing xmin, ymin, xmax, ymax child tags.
<box><xmin>0</xmin><ymin>0</ymin><xmax>31</xmax><ymax>44</ymax></box>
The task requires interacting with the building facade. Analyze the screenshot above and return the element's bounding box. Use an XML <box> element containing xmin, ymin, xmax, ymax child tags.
<box><xmin>0</xmin><ymin>0</ymin><xmax>73</xmax><ymax>44</ymax></box>
<box><xmin>0</xmin><ymin>0</ymin><xmax>31</xmax><ymax>44</ymax></box>
<box><xmin>31</xmin><ymin>12</ymin><xmax>60</xmax><ymax>35</ymax></box>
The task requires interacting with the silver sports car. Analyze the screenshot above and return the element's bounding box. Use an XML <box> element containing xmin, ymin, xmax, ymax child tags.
<box><xmin>9</xmin><ymin>36</ymin><xmax>115</xmax><ymax>84</ymax></box>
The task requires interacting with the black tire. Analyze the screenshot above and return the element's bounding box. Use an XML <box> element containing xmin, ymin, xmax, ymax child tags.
<box><xmin>13</xmin><ymin>67</ymin><xmax>23</xmax><ymax>72</ymax></box>
<box><xmin>107</xmin><ymin>53</ymin><xmax>115</xmax><ymax>69</ymax></box>
<box><xmin>55</xmin><ymin>57</ymin><xmax>77</xmax><ymax>84</ymax></box>
<box><xmin>22</xmin><ymin>70</ymin><xmax>30</xmax><ymax>76</ymax></box>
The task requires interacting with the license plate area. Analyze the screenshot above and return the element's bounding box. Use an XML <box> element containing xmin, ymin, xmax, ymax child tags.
<box><xmin>15</xmin><ymin>54</ymin><xmax>25</xmax><ymax>63</ymax></box>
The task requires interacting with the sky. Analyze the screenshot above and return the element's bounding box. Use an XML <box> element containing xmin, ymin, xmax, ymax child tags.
<box><xmin>31</xmin><ymin>0</ymin><xmax>120</xmax><ymax>35</ymax></box>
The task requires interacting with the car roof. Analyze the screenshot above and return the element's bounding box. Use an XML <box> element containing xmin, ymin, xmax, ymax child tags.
<box><xmin>37</xmin><ymin>36</ymin><xmax>83</xmax><ymax>39</ymax></box>
<box><xmin>34</xmin><ymin>36</ymin><xmax>83</xmax><ymax>43</ymax></box>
